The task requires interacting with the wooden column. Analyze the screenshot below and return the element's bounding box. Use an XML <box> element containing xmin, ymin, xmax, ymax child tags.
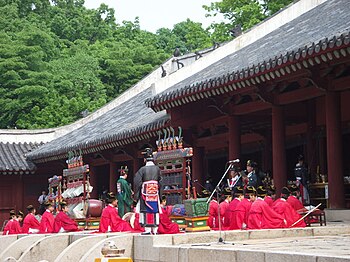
<box><xmin>109</xmin><ymin>162</ymin><xmax>117</xmax><ymax>193</ymax></box>
<box><xmin>326</xmin><ymin>91</ymin><xmax>345</xmax><ymax>208</ymax></box>
<box><xmin>89</xmin><ymin>166</ymin><xmax>98</xmax><ymax>199</ymax></box>
<box><xmin>192</xmin><ymin>146</ymin><xmax>204</xmax><ymax>194</ymax></box>
<box><xmin>272</xmin><ymin>106</ymin><xmax>287</xmax><ymax>195</ymax></box>
<box><xmin>228</xmin><ymin>115</ymin><xmax>241</xmax><ymax>161</ymax></box>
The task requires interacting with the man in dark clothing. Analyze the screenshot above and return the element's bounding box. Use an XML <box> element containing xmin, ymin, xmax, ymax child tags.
<box><xmin>134</xmin><ymin>148</ymin><xmax>162</xmax><ymax>235</ymax></box>
<box><xmin>245</xmin><ymin>160</ymin><xmax>258</xmax><ymax>188</ymax></box>
<box><xmin>294</xmin><ymin>155</ymin><xmax>310</xmax><ymax>204</ymax></box>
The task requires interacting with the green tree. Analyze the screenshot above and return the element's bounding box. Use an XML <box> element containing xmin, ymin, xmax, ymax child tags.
<box><xmin>203</xmin><ymin>0</ymin><xmax>293</xmax><ymax>41</ymax></box>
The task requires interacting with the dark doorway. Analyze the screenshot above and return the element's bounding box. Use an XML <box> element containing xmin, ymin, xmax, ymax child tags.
<box><xmin>95</xmin><ymin>164</ymin><xmax>110</xmax><ymax>199</ymax></box>
<box><xmin>206</xmin><ymin>154</ymin><xmax>228</xmax><ymax>189</ymax></box>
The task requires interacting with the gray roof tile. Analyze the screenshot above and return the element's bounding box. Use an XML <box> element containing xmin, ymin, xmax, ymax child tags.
<box><xmin>0</xmin><ymin>142</ymin><xmax>40</xmax><ymax>174</ymax></box>
<box><xmin>146</xmin><ymin>0</ymin><xmax>350</xmax><ymax>110</ymax></box>
<box><xmin>27</xmin><ymin>88</ymin><xmax>169</xmax><ymax>162</ymax></box>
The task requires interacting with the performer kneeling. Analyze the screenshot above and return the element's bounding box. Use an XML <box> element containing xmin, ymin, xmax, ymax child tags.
<box><xmin>272</xmin><ymin>187</ymin><xmax>306</xmax><ymax>228</ymax></box>
<box><xmin>22</xmin><ymin>205</ymin><xmax>40</xmax><ymax>234</ymax></box>
<box><xmin>53</xmin><ymin>202</ymin><xmax>79</xmax><ymax>233</ymax></box>
<box><xmin>10</xmin><ymin>211</ymin><xmax>23</xmax><ymax>234</ymax></box>
<box><xmin>247</xmin><ymin>186</ymin><xmax>286</xmax><ymax>229</ymax></box>
<box><xmin>39</xmin><ymin>201</ymin><xmax>55</xmax><ymax>233</ymax></box>
<box><xmin>2</xmin><ymin>210</ymin><xmax>16</xmax><ymax>235</ymax></box>
<box><xmin>99</xmin><ymin>192</ymin><xmax>133</xmax><ymax>233</ymax></box>
<box><xmin>158</xmin><ymin>196</ymin><xmax>180</xmax><ymax>234</ymax></box>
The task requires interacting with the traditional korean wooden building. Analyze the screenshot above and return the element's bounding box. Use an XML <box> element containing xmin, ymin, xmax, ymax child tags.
<box><xmin>1</xmin><ymin>0</ymin><xmax>350</xmax><ymax>227</ymax></box>
<box><xmin>146</xmin><ymin>0</ymin><xmax>350</xmax><ymax>208</ymax></box>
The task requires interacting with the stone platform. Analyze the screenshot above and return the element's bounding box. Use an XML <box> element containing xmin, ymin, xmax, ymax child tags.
<box><xmin>1</xmin><ymin>222</ymin><xmax>350</xmax><ymax>262</ymax></box>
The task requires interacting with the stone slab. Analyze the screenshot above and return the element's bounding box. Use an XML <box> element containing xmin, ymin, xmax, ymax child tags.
<box><xmin>18</xmin><ymin>234</ymin><xmax>70</xmax><ymax>262</ymax></box>
<box><xmin>188</xmin><ymin>247</ymin><xmax>237</xmax><ymax>262</ymax></box>
<box><xmin>236</xmin><ymin>250</ymin><xmax>265</xmax><ymax>262</ymax></box>
<box><xmin>0</xmin><ymin>234</ymin><xmax>44</xmax><ymax>261</ymax></box>
<box><xmin>265</xmin><ymin>252</ymin><xmax>316</xmax><ymax>262</ymax></box>
<box><xmin>54</xmin><ymin>235</ymin><xmax>107</xmax><ymax>262</ymax></box>
<box><xmin>325</xmin><ymin>209</ymin><xmax>350</xmax><ymax>222</ymax></box>
<box><xmin>0</xmin><ymin>235</ymin><xmax>17</xmax><ymax>253</ymax></box>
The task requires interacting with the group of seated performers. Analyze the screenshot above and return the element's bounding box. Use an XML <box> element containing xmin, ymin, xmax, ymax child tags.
<box><xmin>2</xmin><ymin>210</ymin><xmax>23</xmax><ymax>235</ymax></box>
<box><xmin>98</xmin><ymin>192</ymin><xmax>180</xmax><ymax>234</ymax></box>
<box><xmin>2</xmin><ymin>193</ymin><xmax>180</xmax><ymax>236</ymax></box>
<box><xmin>208</xmin><ymin>185</ymin><xmax>307</xmax><ymax>230</ymax></box>
<box><xmin>3</xmin><ymin>184</ymin><xmax>310</xmax><ymax>235</ymax></box>
<box><xmin>3</xmin><ymin>201</ymin><xmax>79</xmax><ymax>235</ymax></box>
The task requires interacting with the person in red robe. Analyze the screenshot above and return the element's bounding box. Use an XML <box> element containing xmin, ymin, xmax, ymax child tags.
<box><xmin>287</xmin><ymin>185</ymin><xmax>307</xmax><ymax>213</ymax></box>
<box><xmin>225</xmin><ymin>186</ymin><xmax>245</xmax><ymax>229</ymax></box>
<box><xmin>247</xmin><ymin>186</ymin><xmax>286</xmax><ymax>229</ymax></box>
<box><xmin>39</xmin><ymin>202</ymin><xmax>55</xmax><ymax>233</ymax></box>
<box><xmin>99</xmin><ymin>192</ymin><xmax>134</xmax><ymax>233</ymax></box>
<box><xmin>272</xmin><ymin>187</ymin><xmax>306</xmax><ymax>228</ymax></box>
<box><xmin>219</xmin><ymin>193</ymin><xmax>231</xmax><ymax>228</ymax></box>
<box><xmin>9</xmin><ymin>211</ymin><xmax>23</xmax><ymax>234</ymax></box>
<box><xmin>53</xmin><ymin>202</ymin><xmax>79</xmax><ymax>233</ymax></box>
<box><xmin>231</xmin><ymin>191</ymin><xmax>252</xmax><ymax>230</ymax></box>
<box><xmin>158</xmin><ymin>196</ymin><xmax>180</xmax><ymax>234</ymax></box>
<box><xmin>2</xmin><ymin>210</ymin><xmax>16</xmax><ymax>235</ymax></box>
<box><xmin>264</xmin><ymin>185</ymin><xmax>276</xmax><ymax>207</ymax></box>
<box><xmin>208</xmin><ymin>197</ymin><xmax>219</xmax><ymax>229</ymax></box>
<box><xmin>22</xmin><ymin>205</ymin><xmax>41</xmax><ymax>234</ymax></box>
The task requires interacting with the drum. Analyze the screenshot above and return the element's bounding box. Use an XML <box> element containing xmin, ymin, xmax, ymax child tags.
<box><xmin>83</xmin><ymin>199</ymin><xmax>104</xmax><ymax>217</ymax></box>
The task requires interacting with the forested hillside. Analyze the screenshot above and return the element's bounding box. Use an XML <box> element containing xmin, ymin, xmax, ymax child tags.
<box><xmin>0</xmin><ymin>0</ymin><xmax>292</xmax><ymax>129</ymax></box>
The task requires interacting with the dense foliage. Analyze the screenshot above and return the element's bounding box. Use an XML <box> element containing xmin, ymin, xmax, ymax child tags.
<box><xmin>0</xmin><ymin>0</ymin><xmax>291</xmax><ymax>129</ymax></box>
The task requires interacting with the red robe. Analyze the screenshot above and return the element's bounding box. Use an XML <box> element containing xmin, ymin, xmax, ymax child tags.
<box><xmin>53</xmin><ymin>211</ymin><xmax>79</xmax><ymax>233</ymax></box>
<box><xmin>219</xmin><ymin>200</ymin><xmax>230</xmax><ymax>227</ymax></box>
<box><xmin>264</xmin><ymin>196</ymin><xmax>274</xmax><ymax>207</ymax></box>
<box><xmin>10</xmin><ymin>220</ymin><xmax>22</xmax><ymax>234</ymax></box>
<box><xmin>22</xmin><ymin>213</ymin><xmax>40</xmax><ymax>234</ymax></box>
<box><xmin>208</xmin><ymin>200</ymin><xmax>219</xmax><ymax>229</ymax></box>
<box><xmin>40</xmin><ymin>210</ymin><xmax>54</xmax><ymax>233</ymax></box>
<box><xmin>99</xmin><ymin>205</ymin><xmax>133</xmax><ymax>233</ymax></box>
<box><xmin>224</xmin><ymin>198</ymin><xmax>240</xmax><ymax>228</ymax></box>
<box><xmin>272</xmin><ymin>198</ymin><xmax>306</xmax><ymax>228</ymax></box>
<box><xmin>232</xmin><ymin>198</ymin><xmax>251</xmax><ymax>230</ymax></box>
<box><xmin>158</xmin><ymin>207</ymin><xmax>180</xmax><ymax>234</ymax></box>
<box><xmin>2</xmin><ymin>220</ymin><xmax>13</xmax><ymax>235</ymax></box>
<box><xmin>287</xmin><ymin>196</ymin><xmax>306</xmax><ymax>212</ymax></box>
<box><xmin>247</xmin><ymin>198</ymin><xmax>285</xmax><ymax>229</ymax></box>
<box><xmin>133</xmin><ymin>213</ymin><xmax>145</xmax><ymax>232</ymax></box>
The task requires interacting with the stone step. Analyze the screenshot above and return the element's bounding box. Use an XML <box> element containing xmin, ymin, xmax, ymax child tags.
<box><xmin>0</xmin><ymin>234</ymin><xmax>45</xmax><ymax>261</ymax></box>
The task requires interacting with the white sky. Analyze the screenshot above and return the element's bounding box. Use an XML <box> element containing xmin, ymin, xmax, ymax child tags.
<box><xmin>84</xmin><ymin>0</ymin><xmax>225</xmax><ymax>33</ymax></box>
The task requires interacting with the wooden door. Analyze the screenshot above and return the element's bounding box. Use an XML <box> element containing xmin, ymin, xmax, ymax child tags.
<box><xmin>0</xmin><ymin>183</ymin><xmax>16</xmax><ymax>230</ymax></box>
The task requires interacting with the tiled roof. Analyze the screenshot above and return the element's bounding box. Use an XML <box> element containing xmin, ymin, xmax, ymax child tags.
<box><xmin>0</xmin><ymin>142</ymin><xmax>40</xmax><ymax>174</ymax></box>
<box><xmin>146</xmin><ymin>0</ymin><xmax>350</xmax><ymax>112</ymax></box>
<box><xmin>27</xmin><ymin>88</ymin><xmax>169</xmax><ymax>163</ymax></box>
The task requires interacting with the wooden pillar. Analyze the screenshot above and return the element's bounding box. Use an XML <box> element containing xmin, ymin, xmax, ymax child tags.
<box><xmin>307</xmin><ymin>100</ymin><xmax>317</xmax><ymax>176</ymax></box>
<box><xmin>228</xmin><ymin>115</ymin><xmax>241</xmax><ymax>161</ymax></box>
<box><xmin>109</xmin><ymin>162</ymin><xmax>117</xmax><ymax>193</ymax></box>
<box><xmin>192</xmin><ymin>146</ymin><xmax>205</xmax><ymax>194</ymax></box>
<box><xmin>272</xmin><ymin>106</ymin><xmax>287</xmax><ymax>195</ymax></box>
<box><xmin>89</xmin><ymin>166</ymin><xmax>98</xmax><ymax>199</ymax></box>
<box><xmin>326</xmin><ymin>92</ymin><xmax>345</xmax><ymax>208</ymax></box>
